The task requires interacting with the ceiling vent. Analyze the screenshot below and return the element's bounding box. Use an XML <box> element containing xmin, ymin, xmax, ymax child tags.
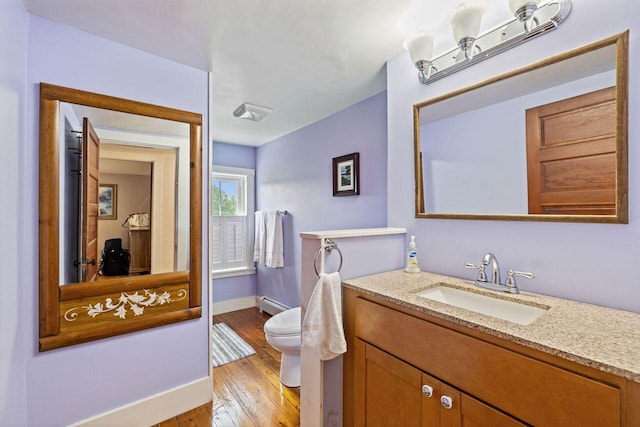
<box><xmin>233</xmin><ymin>103</ymin><xmax>273</xmax><ymax>122</ymax></box>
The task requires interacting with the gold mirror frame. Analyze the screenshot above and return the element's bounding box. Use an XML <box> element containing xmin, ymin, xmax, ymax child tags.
<box><xmin>39</xmin><ymin>83</ymin><xmax>202</xmax><ymax>351</ymax></box>
<box><xmin>413</xmin><ymin>31</ymin><xmax>628</xmax><ymax>223</ymax></box>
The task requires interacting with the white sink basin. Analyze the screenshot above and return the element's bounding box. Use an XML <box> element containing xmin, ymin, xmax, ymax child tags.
<box><xmin>416</xmin><ymin>285</ymin><xmax>548</xmax><ymax>326</ymax></box>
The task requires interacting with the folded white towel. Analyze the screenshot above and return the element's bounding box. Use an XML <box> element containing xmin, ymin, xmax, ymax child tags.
<box><xmin>301</xmin><ymin>272</ymin><xmax>347</xmax><ymax>361</ymax></box>
<box><xmin>253</xmin><ymin>210</ymin><xmax>284</xmax><ymax>268</ymax></box>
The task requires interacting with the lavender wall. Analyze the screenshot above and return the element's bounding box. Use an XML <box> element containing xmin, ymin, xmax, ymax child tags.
<box><xmin>23</xmin><ymin>16</ymin><xmax>210</xmax><ymax>425</ymax></box>
<box><xmin>0</xmin><ymin>0</ymin><xmax>29</xmax><ymax>424</ymax></box>
<box><xmin>213</xmin><ymin>141</ymin><xmax>256</xmax><ymax>170</ymax></box>
<box><xmin>255</xmin><ymin>92</ymin><xmax>388</xmax><ymax>308</ymax></box>
<box><xmin>212</xmin><ymin>141</ymin><xmax>258</xmax><ymax>303</ymax></box>
<box><xmin>388</xmin><ymin>0</ymin><xmax>640</xmax><ymax>313</ymax></box>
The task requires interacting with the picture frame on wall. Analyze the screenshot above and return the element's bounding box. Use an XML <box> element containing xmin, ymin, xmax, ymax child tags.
<box><xmin>332</xmin><ymin>152</ymin><xmax>360</xmax><ymax>197</ymax></box>
<box><xmin>98</xmin><ymin>184</ymin><xmax>117</xmax><ymax>220</ymax></box>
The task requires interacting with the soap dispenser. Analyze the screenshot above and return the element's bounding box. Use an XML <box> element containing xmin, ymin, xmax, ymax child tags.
<box><xmin>405</xmin><ymin>235</ymin><xmax>420</xmax><ymax>273</ymax></box>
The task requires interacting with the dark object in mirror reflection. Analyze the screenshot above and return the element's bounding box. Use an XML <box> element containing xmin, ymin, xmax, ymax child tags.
<box><xmin>98</xmin><ymin>238</ymin><xmax>131</xmax><ymax>276</ymax></box>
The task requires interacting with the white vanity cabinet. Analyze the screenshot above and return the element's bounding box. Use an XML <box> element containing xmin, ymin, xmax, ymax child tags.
<box><xmin>344</xmin><ymin>288</ymin><xmax>638</xmax><ymax>426</ymax></box>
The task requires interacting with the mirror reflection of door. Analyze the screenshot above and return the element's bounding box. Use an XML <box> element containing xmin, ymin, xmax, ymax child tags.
<box><xmin>81</xmin><ymin>118</ymin><xmax>100</xmax><ymax>281</ymax></box>
<box><xmin>100</xmin><ymin>143</ymin><xmax>178</xmax><ymax>275</ymax></box>
<box><xmin>98</xmin><ymin>157</ymin><xmax>153</xmax><ymax>275</ymax></box>
<box><xmin>59</xmin><ymin>101</ymin><xmax>189</xmax><ymax>285</ymax></box>
<box><xmin>526</xmin><ymin>87</ymin><xmax>616</xmax><ymax>215</ymax></box>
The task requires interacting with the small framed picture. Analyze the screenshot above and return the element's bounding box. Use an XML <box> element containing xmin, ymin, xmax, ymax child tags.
<box><xmin>98</xmin><ymin>184</ymin><xmax>117</xmax><ymax>220</ymax></box>
<box><xmin>332</xmin><ymin>152</ymin><xmax>360</xmax><ymax>197</ymax></box>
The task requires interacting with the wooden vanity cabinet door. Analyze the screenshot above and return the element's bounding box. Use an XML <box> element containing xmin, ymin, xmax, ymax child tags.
<box><xmin>459</xmin><ymin>394</ymin><xmax>528</xmax><ymax>427</ymax></box>
<box><xmin>355</xmin><ymin>339</ymin><xmax>423</xmax><ymax>426</ymax></box>
<box><xmin>421</xmin><ymin>372</ymin><xmax>443</xmax><ymax>426</ymax></box>
<box><xmin>433</xmin><ymin>380</ymin><xmax>527</xmax><ymax>427</ymax></box>
<box><xmin>354</xmin><ymin>338</ymin><xmax>526</xmax><ymax>427</ymax></box>
<box><xmin>438</xmin><ymin>382</ymin><xmax>461</xmax><ymax>427</ymax></box>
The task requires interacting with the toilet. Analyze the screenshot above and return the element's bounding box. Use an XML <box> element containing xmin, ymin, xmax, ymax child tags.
<box><xmin>264</xmin><ymin>307</ymin><xmax>301</xmax><ymax>387</ymax></box>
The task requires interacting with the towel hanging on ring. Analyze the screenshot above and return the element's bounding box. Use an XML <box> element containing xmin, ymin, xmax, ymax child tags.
<box><xmin>301</xmin><ymin>271</ymin><xmax>346</xmax><ymax>360</ymax></box>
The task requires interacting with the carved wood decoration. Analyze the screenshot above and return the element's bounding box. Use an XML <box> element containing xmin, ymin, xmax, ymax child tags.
<box><xmin>60</xmin><ymin>285</ymin><xmax>188</xmax><ymax>329</ymax></box>
<box><xmin>38</xmin><ymin>83</ymin><xmax>203</xmax><ymax>351</ymax></box>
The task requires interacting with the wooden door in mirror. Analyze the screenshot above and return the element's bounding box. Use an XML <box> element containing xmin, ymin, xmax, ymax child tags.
<box><xmin>526</xmin><ymin>87</ymin><xmax>617</xmax><ymax>215</ymax></box>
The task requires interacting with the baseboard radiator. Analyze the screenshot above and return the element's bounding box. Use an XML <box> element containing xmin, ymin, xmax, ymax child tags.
<box><xmin>257</xmin><ymin>296</ymin><xmax>290</xmax><ymax>316</ymax></box>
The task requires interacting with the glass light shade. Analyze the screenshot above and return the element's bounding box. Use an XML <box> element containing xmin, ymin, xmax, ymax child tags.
<box><xmin>508</xmin><ymin>0</ymin><xmax>540</xmax><ymax>14</ymax></box>
<box><xmin>449</xmin><ymin>2</ymin><xmax>488</xmax><ymax>42</ymax></box>
<box><xmin>403</xmin><ymin>30</ymin><xmax>436</xmax><ymax>64</ymax></box>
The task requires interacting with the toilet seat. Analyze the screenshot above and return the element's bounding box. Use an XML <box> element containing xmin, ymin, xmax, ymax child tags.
<box><xmin>264</xmin><ymin>307</ymin><xmax>301</xmax><ymax>336</ymax></box>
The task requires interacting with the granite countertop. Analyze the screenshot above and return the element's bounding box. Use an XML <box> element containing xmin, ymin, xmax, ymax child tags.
<box><xmin>343</xmin><ymin>269</ymin><xmax>640</xmax><ymax>382</ymax></box>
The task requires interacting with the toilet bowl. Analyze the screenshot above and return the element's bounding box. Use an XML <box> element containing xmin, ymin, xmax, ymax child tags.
<box><xmin>264</xmin><ymin>307</ymin><xmax>301</xmax><ymax>387</ymax></box>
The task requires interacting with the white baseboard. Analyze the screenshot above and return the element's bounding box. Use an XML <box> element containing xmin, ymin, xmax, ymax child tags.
<box><xmin>212</xmin><ymin>295</ymin><xmax>257</xmax><ymax>315</ymax></box>
<box><xmin>69</xmin><ymin>377</ymin><xmax>212</xmax><ymax>427</ymax></box>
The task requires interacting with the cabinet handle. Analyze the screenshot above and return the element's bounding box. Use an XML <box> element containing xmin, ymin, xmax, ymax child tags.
<box><xmin>421</xmin><ymin>384</ymin><xmax>433</xmax><ymax>397</ymax></box>
<box><xmin>440</xmin><ymin>395</ymin><xmax>453</xmax><ymax>409</ymax></box>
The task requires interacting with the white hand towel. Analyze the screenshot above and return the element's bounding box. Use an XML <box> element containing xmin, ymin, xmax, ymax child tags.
<box><xmin>253</xmin><ymin>210</ymin><xmax>284</xmax><ymax>268</ymax></box>
<box><xmin>253</xmin><ymin>211</ymin><xmax>266</xmax><ymax>265</ymax></box>
<box><xmin>301</xmin><ymin>272</ymin><xmax>347</xmax><ymax>361</ymax></box>
<box><xmin>264</xmin><ymin>210</ymin><xmax>284</xmax><ymax>268</ymax></box>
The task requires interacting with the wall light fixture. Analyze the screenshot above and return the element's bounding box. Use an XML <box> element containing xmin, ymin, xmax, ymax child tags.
<box><xmin>404</xmin><ymin>0</ymin><xmax>571</xmax><ymax>85</ymax></box>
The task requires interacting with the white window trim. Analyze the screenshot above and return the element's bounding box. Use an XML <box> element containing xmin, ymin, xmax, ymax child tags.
<box><xmin>212</xmin><ymin>266</ymin><xmax>256</xmax><ymax>279</ymax></box>
<box><xmin>212</xmin><ymin>173</ymin><xmax>247</xmax><ymax>215</ymax></box>
<box><xmin>211</xmin><ymin>165</ymin><xmax>255</xmax><ymax>278</ymax></box>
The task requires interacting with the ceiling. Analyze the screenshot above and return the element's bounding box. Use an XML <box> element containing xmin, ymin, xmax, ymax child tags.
<box><xmin>70</xmin><ymin>103</ymin><xmax>190</xmax><ymax>138</ymax></box>
<box><xmin>23</xmin><ymin>0</ymin><xmax>518</xmax><ymax>147</ymax></box>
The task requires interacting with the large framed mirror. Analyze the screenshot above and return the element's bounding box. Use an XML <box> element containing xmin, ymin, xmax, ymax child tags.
<box><xmin>414</xmin><ymin>31</ymin><xmax>628</xmax><ymax>223</ymax></box>
<box><xmin>39</xmin><ymin>83</ymin><xmax>202</xmax><ymax>351</ymax></box>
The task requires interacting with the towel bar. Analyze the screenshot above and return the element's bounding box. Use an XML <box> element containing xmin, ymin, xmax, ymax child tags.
<box><xmin>313</xmin><ymin>239</ymin><xmax>343</xmax><ymax>276</ymax></box>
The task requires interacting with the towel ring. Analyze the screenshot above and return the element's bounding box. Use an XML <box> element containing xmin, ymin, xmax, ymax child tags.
<box><xmin>313</xmin><ymin>239</ymin><xmax>343</xmax><ymax>276</ymax></box>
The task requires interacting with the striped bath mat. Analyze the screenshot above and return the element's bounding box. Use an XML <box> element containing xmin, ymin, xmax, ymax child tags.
<box><xmin>212</xmin><ymin>323</ymin><xmax>256</xmax><ymax>368</ymax></box>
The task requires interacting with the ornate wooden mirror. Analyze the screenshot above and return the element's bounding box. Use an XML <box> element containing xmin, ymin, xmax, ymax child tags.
<box><xmin>39</xmin><ymin>83</ymin><xmax>202</xmax><ymax>351</ymax></box>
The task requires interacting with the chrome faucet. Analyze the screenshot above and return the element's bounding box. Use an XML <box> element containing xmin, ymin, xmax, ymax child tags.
<box><xmin>482</xmin><ymin>252</ymin><xmax>500</xmax><ymax>285</ymax></box>
<box><xmin>465</xmin><ymin>253</ymin><xmax>534</xmax><ymax>294</ymax></box>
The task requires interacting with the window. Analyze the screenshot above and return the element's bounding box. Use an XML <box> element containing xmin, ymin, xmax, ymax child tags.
<box><xmin>211</xmin><ymin>166</ymin><xmax>255</xmax><ymax>277</ymax></box>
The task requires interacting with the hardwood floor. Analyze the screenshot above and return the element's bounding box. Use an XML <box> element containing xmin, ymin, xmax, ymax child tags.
<box><xmin>154</xmin><ymin>307</ymin><xmax>300</xmax><ymax>427</ymax></box>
